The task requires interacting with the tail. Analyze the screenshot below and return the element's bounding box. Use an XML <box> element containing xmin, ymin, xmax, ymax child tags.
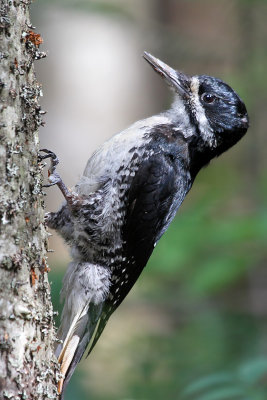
<box><xmin>55</xmin><ymin>261</ymin><xmax>111</xmax><ymax>398</ymax></box>
<box><xmin>56</xmin><ymin>302</ymin><xmax>104</xmax><ymax>397</ymax></box>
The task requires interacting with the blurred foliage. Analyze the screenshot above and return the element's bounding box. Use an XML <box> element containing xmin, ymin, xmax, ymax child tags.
<box><xmin>182</xmin><ymin>359</ymin><xmax>267</xmax><ymax>400</ymax></box>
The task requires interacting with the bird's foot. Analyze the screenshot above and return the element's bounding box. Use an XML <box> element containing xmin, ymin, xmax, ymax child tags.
<box><xmin>38</xmin><ymin>149</ymin><xmax>61</xmax><ymax>187</ymax></box>
<box><xmin>44</xmin><ymin>212</ymin><xmax>52</xmax><ymax>225</ymax></box>
<box><xmin>38</xmin><ymin>149</ymin><xmax>73</xmax><ymax>203</ymax></box>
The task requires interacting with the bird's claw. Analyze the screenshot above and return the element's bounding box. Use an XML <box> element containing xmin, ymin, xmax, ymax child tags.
<box><xmin>44</xmin><ymin>212</ymin><xmax>50</xmax><ymax>220</ymax></box>
<box><xmin>44</xmin><ymin>212</ymin><xmax>53</xmax><ymax>226</ymax></box>
<box><xmin>38</xmin><ymin>149</ymin><xmax>72</xmax><ymax>203</ymax></box>
<box><xmin>38</xmin><ymin>149</ymin><xmax>60</xmax><ymax>187</ymax></box>
<box><xmin>38</xmin><ymin>149</ymin><xmax>59</xmax><ymax>169</ymax></box>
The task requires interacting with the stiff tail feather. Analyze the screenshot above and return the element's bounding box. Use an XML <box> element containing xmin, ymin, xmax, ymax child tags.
<box><xmin>57</xmin><ymin>303</ymin><xmax>104</xmax><ymax>398</ymax></box>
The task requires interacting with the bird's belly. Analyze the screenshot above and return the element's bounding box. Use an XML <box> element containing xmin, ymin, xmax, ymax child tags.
<box><xmin>71</xmin><ymin>217</ymin><xmax>124</xmax><ymax>265</ymax></box>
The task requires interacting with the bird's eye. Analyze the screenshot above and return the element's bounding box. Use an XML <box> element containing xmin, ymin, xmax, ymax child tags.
<box><xmin>201</xmin><ymin>93</ymin><xmax>216</xmax><ymax>104</ymax></box>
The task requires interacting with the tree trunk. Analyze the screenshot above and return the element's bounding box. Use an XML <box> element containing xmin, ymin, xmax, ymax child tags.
<box><xmin>0</xmin><ymin>1</ymin><xmax>58</xmax><ymax>398</ymax></box>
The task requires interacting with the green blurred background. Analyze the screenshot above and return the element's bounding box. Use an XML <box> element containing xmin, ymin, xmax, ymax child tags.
<box><xmin>32</xmin><ymin>1</ymin><xmax>267</xmax><ymax>399</ymax></box>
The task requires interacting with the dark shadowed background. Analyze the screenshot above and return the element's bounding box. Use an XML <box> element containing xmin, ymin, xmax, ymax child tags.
<box><xmin>32</xmin><ymin>1</ymin><xmax>267</xmax><ymax>399</ymax></box>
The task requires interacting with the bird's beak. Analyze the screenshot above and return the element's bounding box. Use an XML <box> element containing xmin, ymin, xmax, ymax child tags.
<box><xmin>143</xmin><ymin>51</ymin><xmax>190</xmax><ymax>100</ymax></box>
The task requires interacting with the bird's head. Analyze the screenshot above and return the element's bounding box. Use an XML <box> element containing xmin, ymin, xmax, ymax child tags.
<box><xmin>143</xmin><ymin>52</ymin><xmax>249</xmax><ymax>153</ymax></box>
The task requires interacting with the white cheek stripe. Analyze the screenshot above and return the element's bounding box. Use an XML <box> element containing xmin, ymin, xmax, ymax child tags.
<box><xmin>190</xmin><ymin>76</ymin><xmax>217</xmax><ymax>148</ymax></box>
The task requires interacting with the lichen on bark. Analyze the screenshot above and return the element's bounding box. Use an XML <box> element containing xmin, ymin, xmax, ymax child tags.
<box><xmin>0</xmin><ymin>1</ymin><xmax>58</xmax><ymax>398</ymax></box>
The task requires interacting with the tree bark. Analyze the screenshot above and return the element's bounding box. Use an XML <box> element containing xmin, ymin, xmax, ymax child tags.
<box><xmin>0</xmin><ymin>1</ymin><xmax>58</xmax><ymax>398</ymax></box>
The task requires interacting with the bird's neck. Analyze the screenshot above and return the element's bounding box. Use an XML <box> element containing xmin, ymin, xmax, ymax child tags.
<box><xmin>166</xmin><ymin>98</ymin><xmax>197</xmax><ymax>141</ymax></box>
<box><xmin>185</xmin><ymin>135</ymin><xmax>215</xmax><ymax>179</ymax></box>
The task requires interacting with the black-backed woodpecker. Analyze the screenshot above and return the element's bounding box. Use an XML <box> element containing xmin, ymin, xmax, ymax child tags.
<box><xmin>40</xmin><ymin>52</ymin><xmax>249</xmax><ymax>397</ymax></box>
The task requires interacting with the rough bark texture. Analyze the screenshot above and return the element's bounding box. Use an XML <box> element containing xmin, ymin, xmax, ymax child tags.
<box><xmin>0</xmin><ymin>1</ymin><xmax>59</xmax><ymax>398</ymax></box>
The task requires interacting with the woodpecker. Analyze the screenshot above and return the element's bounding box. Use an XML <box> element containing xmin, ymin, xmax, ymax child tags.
<box><xmin>40</xmin><ymin>52</ymin><xmax>249</xmax><ymax>397</ymax></box>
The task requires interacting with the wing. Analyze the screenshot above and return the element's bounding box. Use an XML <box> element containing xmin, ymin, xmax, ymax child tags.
<box><xmin>84</xmin><ymin>153</ymin><xmax>191</xmax><ymax>360</ymax></box>
<box><xmin>123</xmin><ymin>152</ymin><xmax>189</xmax><ymax>269</ymax></box>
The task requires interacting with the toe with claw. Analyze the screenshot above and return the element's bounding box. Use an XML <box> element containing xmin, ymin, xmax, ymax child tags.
<box><xmin>38</xmin><ymin>149</ymin><xmax>74</xmax><ymax>204</ymax></box>
<box><xmin>38</xmin><ymin>149</ymin><xmax>60</xmax><ymax>187</ymax></box>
